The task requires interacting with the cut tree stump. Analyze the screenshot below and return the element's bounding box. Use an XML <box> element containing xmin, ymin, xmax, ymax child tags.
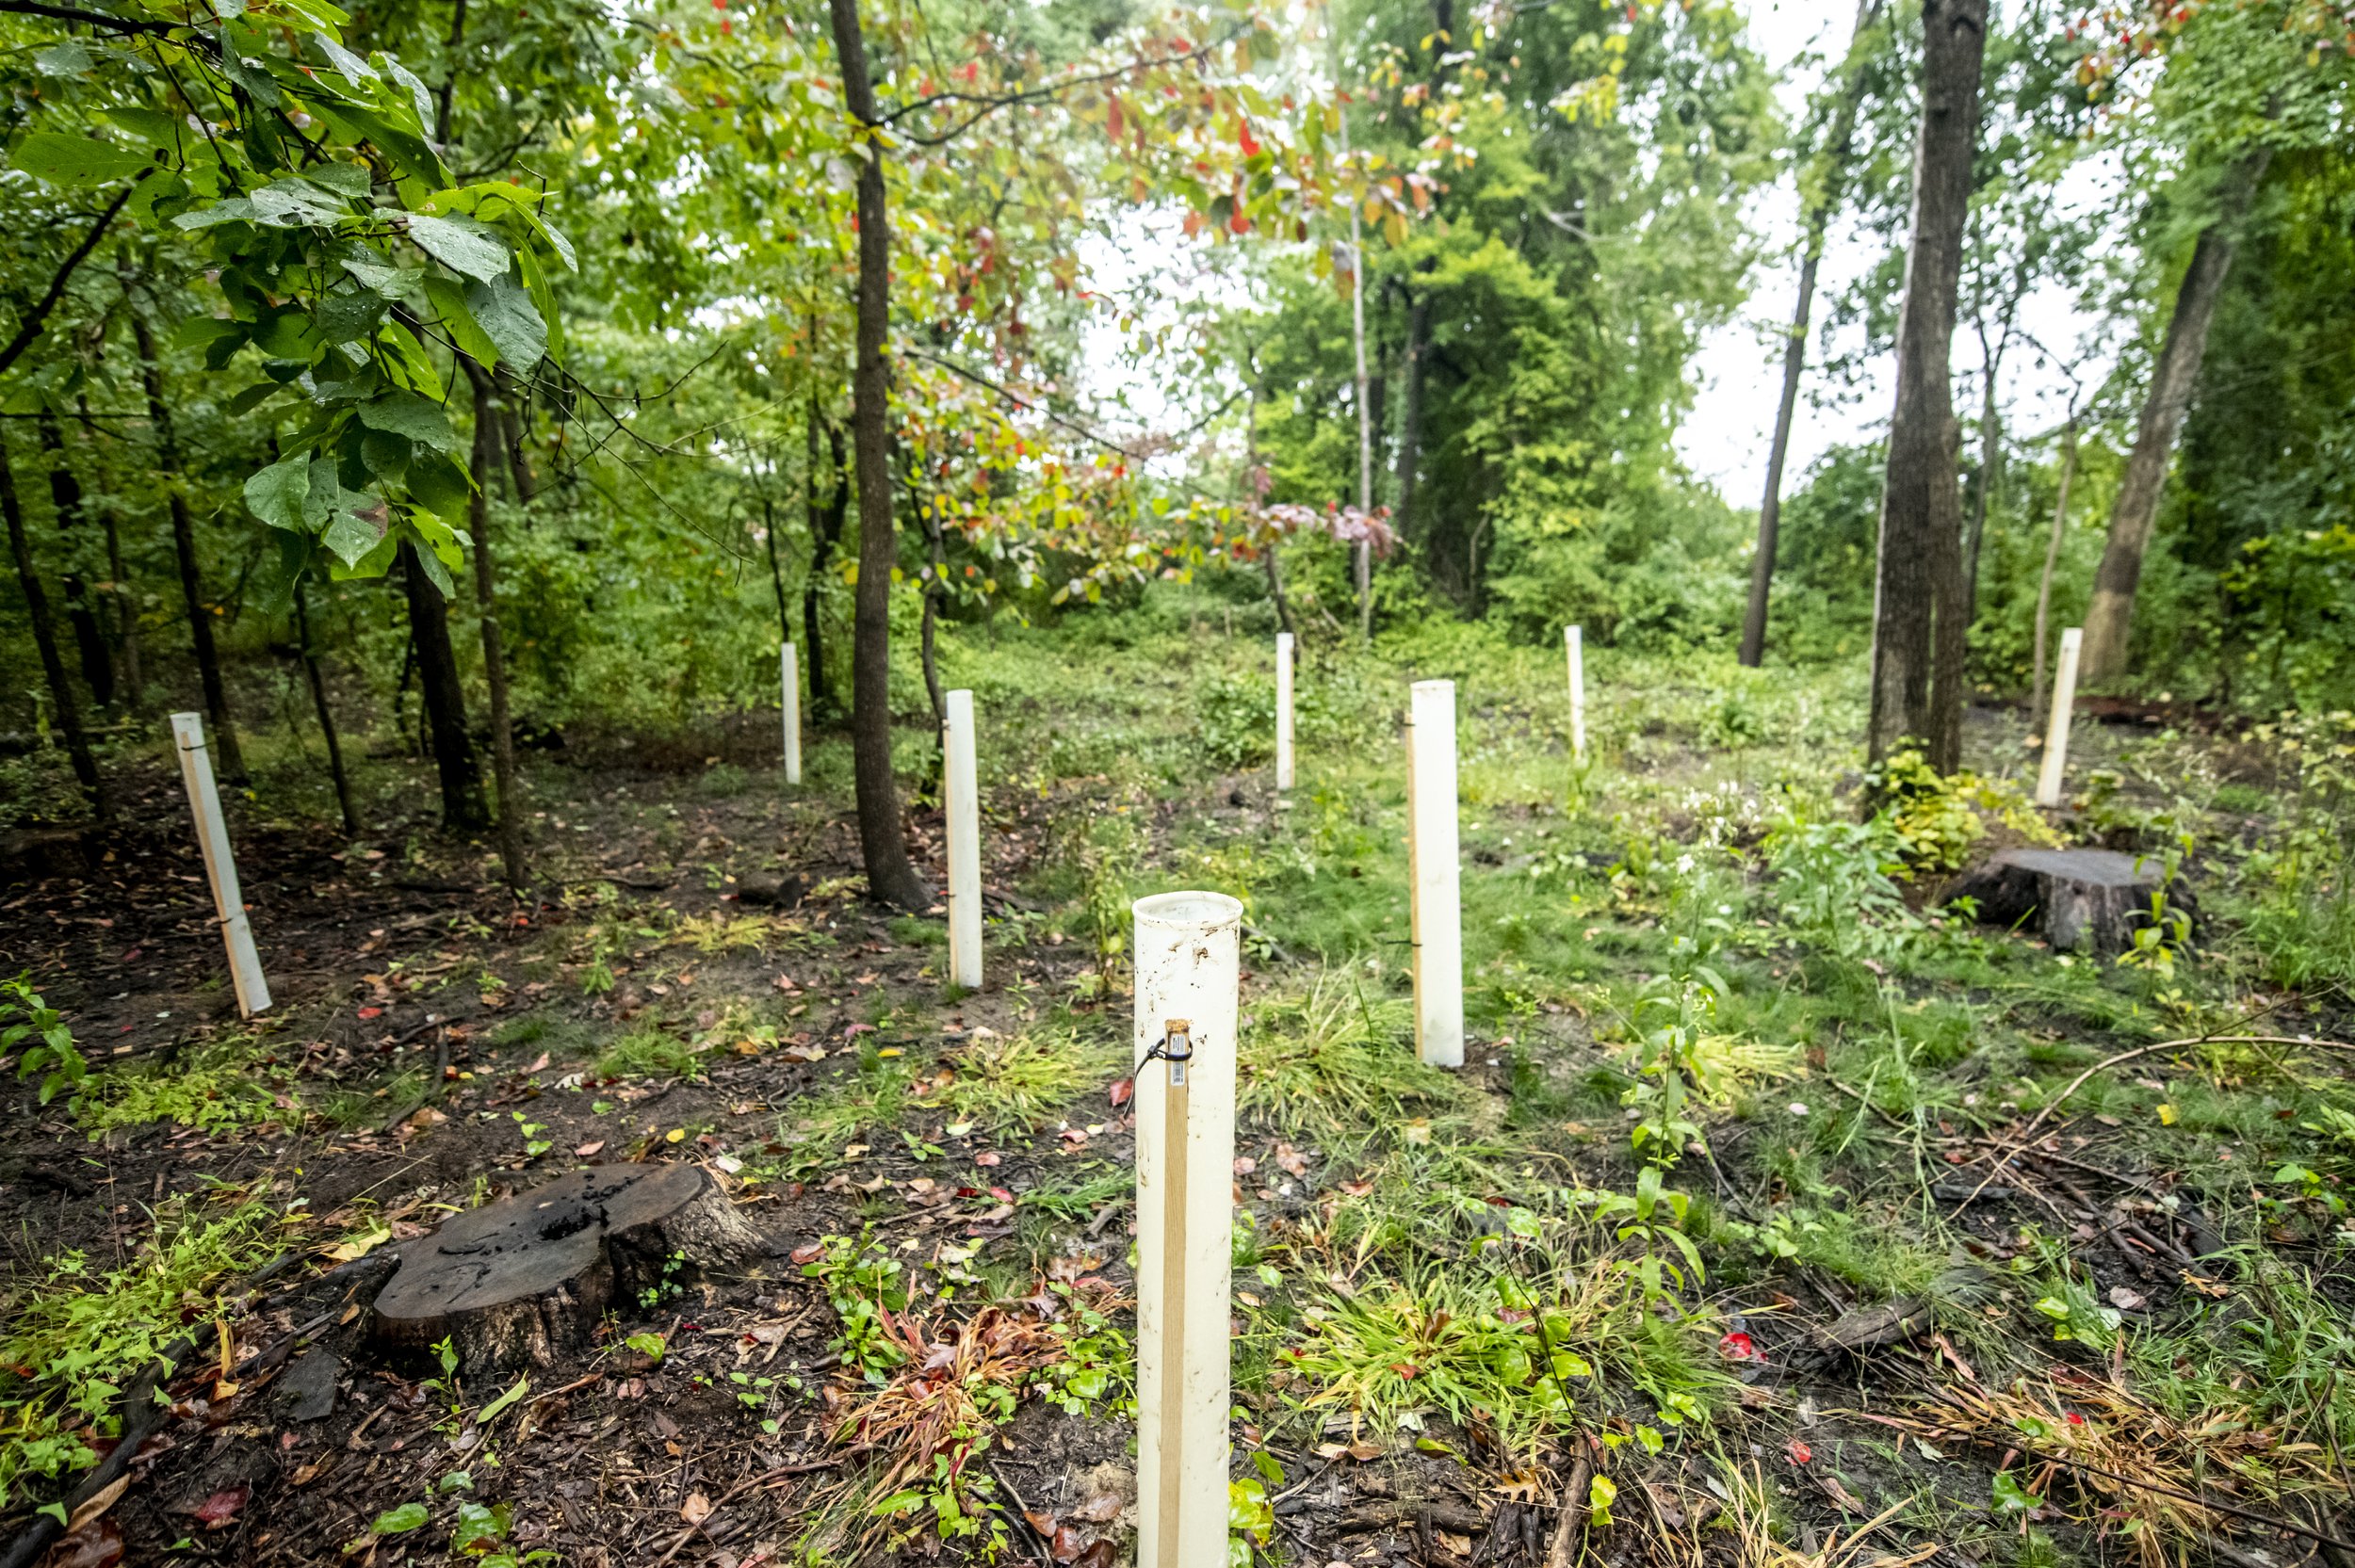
<box><xmin>1942</xmin><ymin>847</ymin><xmax>2192</xmax><ymax>956</ymax></box>
<box><xmin>369</xmin><ymin>1165</ymin><xmax>764</xmax><ymax>1372</ymax></box>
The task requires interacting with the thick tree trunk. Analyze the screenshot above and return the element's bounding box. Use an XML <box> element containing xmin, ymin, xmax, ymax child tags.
<box><xmin>464</xmin><ymin>365</ymin><xmax>526</xmax><ymax>884</ymax></box>
<box><xmin>827</xmin><ymin>0</ymin><xmax>929</xmax><ymax>911</ymax></box>
<box><xmin>2030</xmin><ymin>417</ymin><xmax>2077</xmax><ymax>727</ymax></box>
<box><xmin>135</xmin><ymin>313</ymin><xmax>246</xmax><ymax>782</ymax></box>
<box><xmin>400</xmin><ymin>542</ymin><xmax>487</xmax><ymax>832</ymax></box>
<box><xmin>1741</xmin><ymin>0</ymin><xmax>1881</xmax><ymax>670</ymax></box>
<box><xmin>1866</xmin><ymin>0</ymin><xmax>1986</xmax><ymax>770</ymax></box>
<box><xmin>1393</xmin><ymin>290</ymin><xmax>1430</xmax><ymax>542</ymax></box>
<box><xmin>295</xmin><ymin>585</ymin><xmax>360</xmax><ymax>835</ymax></box>
<box><xmin>38</xmin><ymin>412</ymin><xmax>113</xmax><ymax>706</ymax></box>
<box><xmin>0</xmin><ymin>434</ymin><xmax>105</xmax><ymax>816</ymax></box>
<box><xmin>804</xmin><ymin>419</ymin><xmax>847</xmax><ymax>723</ymax></box>
<box><xmin>2080</xmin><ymin>152</ymin><xmax>2270</xmax><ymax>683</ymax></box>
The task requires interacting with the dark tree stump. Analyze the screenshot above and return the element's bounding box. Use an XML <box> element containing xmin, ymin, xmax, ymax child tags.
<box><xmin>369</xmin><ymin>1165</ymin><xmax>763</xmax><ymax>1372</ymax></box>
<box><xmin>1942</xmin><ymin>847</ymin><xmax>2193</xmax><ymax>956</ymax></box>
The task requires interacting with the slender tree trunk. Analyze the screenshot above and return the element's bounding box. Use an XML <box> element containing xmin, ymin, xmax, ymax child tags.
<box><xmin>134</xmin><ymin>313</ymin><xmax>247</xmax><ymax>782</ymax></box>
<box><xmin>1866</xmin><ymin>0</ymin><xmax>1986</xmax><ymax>770</ymax></box>
<box><xmin>433</xmin><ymin>0</ymin><xmax>468</xmax><ymax>145</ymax></box>
<box><xmin>2081</xmin><ymin>151</ymin><xmax>2271</xmax><ymax>683</ymax></box>
<box><xmin>295</xmin><ymin>583</ymin><xmax>360</xmax><ymax>835</ymax></box>
<box><xmin>826</xmin><ymin>0</ymin><xmax>929</xmax><ymax>910</ymax></box>
<box><xmin>1343</xmin><ymin>121</ymin><xmax>1373</xmax><ymax>644</ymax></box>
<box><xmin>763</xmin><ymin>494</ymin><xmax>793</xmax><ymax>648</ymax></box>
<box><xmin>918</xmin><ymin>507</ymin><xmax>948</xmax><ymax>729</ymax></box>
<box><xmin>1394</xmin><ymin>290</ymin><xmax>1430</xmax><ymax>540</ymax></box>
<box><xmin>2030</xmin><ymin>415</ymin><xmax>2078</xmax><ymax>729</ymax></box>
<box><xmin>1741</xmin><ymin>0</ymin><xmax>1882</xmax><ymax>669</ymax></box>
<box><xmin>400</xmin><ymin>542</ymin><xmax>486</xmax><ymax>831</ymax></box>
<box><xmin>38</xmin><ymin>412</ymin><xmax>113</xmax><ymax>706</ymax></box>
<box><xmin>101</xmin><ymin>496</ymin><xmax>140</xmax><ymax>711</ymax></box>
<box><xmin>804</xmin><ymin>421</ymin><xmax>847</xmax><ymax>723</ymax></box>
<box><xmin>463</xmin><ymin>364</ymin><xmax>525</xmax><ymax>882</ymax></box>
<box><xmin>1964</xmin><ymin>329</ymin><xmax>2004</xmax><ymax>618</ymax></box>
<box><xmin>1</xmin><ymin>433</ymin><xmax>105</xmax><ymax>816</ymax></box>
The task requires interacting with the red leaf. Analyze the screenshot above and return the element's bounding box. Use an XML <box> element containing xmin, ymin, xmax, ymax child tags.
<box><xmin>1238</xmin><ymin>121</ymin><xmax>1260</xmax><ymax>156</ymax></box>
<box><xmin>1073</xmin><ymin>1544</ymin><xmax>1116</xmax><ymax>1568</ymax></box>
<box><xmin>1785</xmin><ymin>1441</ymin><xmax>1811</xmax><ymax>1465</ymax></box>
<box><xmin>1109</xmin><ymin>1078</ymin><xmax>1133</xmax><ymax>1108</ymax></box>
<box><xmin>356</xmin><ymin>1007</ymin><xmax>382</xmax><ymax>1020</ymax></box>
<box><xmin>789</xmin><ymin>1242</ymin><xmax>825</xmax><ymax>1264</ymax></box>
<box><xmin>1050</xmin><ymin>1524</ymin><xmax>1084</xmax><ymax>1561</ymax></box>
<box><xmin>974</xmin><ymin>1151</ymin><xmax>1001</xmax><ymax>1167</ymax></box>
<box><xmin>192</xmin><ymin>1487</ymin><xmax>248</xmax><ymax>1528</ymax></box>
<box><xmin>1716</xmin><ymin>1332</ymin><xmax>1760</xmax><ymax>1363</ymax></box>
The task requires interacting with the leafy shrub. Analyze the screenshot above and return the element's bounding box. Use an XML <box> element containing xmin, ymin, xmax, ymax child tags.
<box><xmin>2</xmin><ymin>975</ymin><xmax>84</xmax><ymax>1106</ymax></box>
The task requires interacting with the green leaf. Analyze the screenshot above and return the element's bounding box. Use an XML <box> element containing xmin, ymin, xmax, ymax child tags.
<box><xmin>406</xmin><ymin>213</ymin><xmax>510</xmax><ymax>282</ymax></box>
<box><xmin>338</xmin><ymin>242</ymin><xmax>403</xmax><ymax>292</ymax></box>
<box><xmin>244</xmin><ymin>457</ymin><xmax>311</xmax><ymax>531</ymax></box>
<box><xmin>1990</xmin><ymin>1469</ymin><xmax>2040</xmax><ymax>1513</ymax></box>
<box><xmin>357</xmin><ymin>392</ymin><xmax>463</xmax><ymax>453</ymax></box>
<box><xmin>322</xmin><ymin>507</ymin><xmax>382</xmax><ymax>569</ymax></box>
<box><xmin>35</xmin><ymin>40</ymin><xmax>93</xmax><ymax>75</ymax></box>
<box><xmin>304</xmin><ymin>162</ymin><xmax>376</xmax><ymax>200</ymax></box>
<box><xmin>12</xmin><ymin>132</ymin><xmax>152</xmax><ymax>186</ymax></box>
<box><xmin>226</xmin><ymin>380</ymin><xmax>288</xmax><ymax>416</ymax></box>
<box><xmin>464</xmin><ymin>273</ymin><xmax>545</xmax><ymax>372</ymax></box>
<box><xmin>423</xmin><ymin>275</ymin><xmax>502</xmax><ymax>368</ymax></box>
<box><xmin>371</xmin><ymin>1502</ymin><xmax>429</xmax><ymax>1535</ymax></box>
<box><xmin>309</xmin><ymin>31</ymin><xmax>377</xmax><ymax>83</ymax></box>
<box><xmin>475</xmin><ymin>1374</ymin><xmax>530</xmax><ymax>1426</ymax></box>
<box><xmin>249</xmin><ymin>177</ymin><xmax>351</xmax><ymax>227</ymax></box>
<box><xmin>174</xmin><ymin>198</ymin><xmax>261</xmax><ymax>231</ymax></box>
<box><xmin>1586</xmin><ymin>1474</ymin><xmax>1616</xmax><ymax>1527</ymax></box>
<box><xmin>405</xmin><ymin>448</ymin><xmax>473</xmax><ymax>520</ymax></box>
<box><xmin>317</xmin><ymin>290</ymin><xmax>389</xmax><ymax>346</ymax></box>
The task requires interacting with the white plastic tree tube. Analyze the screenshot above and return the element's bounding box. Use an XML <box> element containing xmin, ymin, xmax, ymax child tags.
<box><xmin>943</xmin><ymin>688</ymin><xmax>982</xmax><ymax>989</ymax></box>
<box><xmin>1405</xmin><ymin>680</ymin><xmax>1464</xmax><ymax>1067</ymax></box>
<box><xmin>1274</xmin><ymin>631</ymin><xmax>1295</xmax><ymax>791</ymax></box>
<box><xmin>171</xmin><ymin>712</ymin><xmax>270</xmax><ymax>1018</ymax></box>
<box><xmin>1564</xmin><ymin>624</ymin><xmax>1587</xmax><ymax>761</ymax></box>
<box><xmin>2036</xmin><ymin>626</ymin><xmax>2083</xmax><ymax>808</ymax></box>
<box><xmin>1131</xmin><ymin>891</ymin><xmax>1242</xmax><ymax>1568</ymax></box>
<box><xmin>780</xmin><ymin>642</ymin><xmax>802</xmax><ymax>785</ymax></box>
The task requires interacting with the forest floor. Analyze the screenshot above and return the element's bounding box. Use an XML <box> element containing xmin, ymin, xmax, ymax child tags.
<box><xmin>2</xmin><ymin>614</ymin><xmax>2352</xmax><ymax>1568</ymax></box>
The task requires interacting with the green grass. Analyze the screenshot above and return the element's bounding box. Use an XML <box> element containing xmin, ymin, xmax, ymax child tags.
<box><xmin>75</xmin><ymin>1033</ymin><xmax>293</xmax><ymax>1135</ymax></box>
<box><xmin>593</xmin><ymin>1024</ymin><xmax>705</xmax><ymax>1080</ymax></box>
<box><xmin>930</xmin><ymin>1024</ymin><xmax>1117</xmax><ymax>1134</ymax></box>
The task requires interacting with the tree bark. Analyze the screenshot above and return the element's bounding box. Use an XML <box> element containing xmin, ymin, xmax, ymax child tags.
<box><xmin>463</xmin><ymin>364</ymin><xmax>526</xmax><ymax>883</ymax></box>
<box><xmin>1741</xmin><ymin>0</ymin><xmax>1882</xmax><ymax>670</ymax></box>
<box><xmin>827</xmin><ymin>0</ymin><xmax>929</xmax><ymax>911</ymax></box>
<box><xmin>2080</xmin><ymin>151</ymin><xmax>2271</xmax><ymax>683</ymax></box>
<box><xmin>1866</xmin><ymin>0</ymin><xmax>1986</xmax><ymax>770</ymax></box>
<box><xmin>295</xmin><ymin>583</ymin><xmax>360</xmax><ymax>835</ymax></box>
<box><xmin>2030</xmin><ymin>416</ymin><xmax>2077</xmax><ymax>728</ymax></box>
<box><xmin>134</xmin><ymin>312</ymin><xmax>247</xmax><ymax>783</ymax></box>
<box><xmin>37</xmin><ymin>412</ymin><xmax>113</xmax><ymax>706</ymax></box>
<box><xmin>1963</xmin><ymin>321</ymin><xmax>2005</xmax><ymax>618</ymax></box>
<box><xmin>100</xmin><ymin>493</ymin><xmax>140</xmax><ymax>712</ymax></box>
<box><xmin>1393</xmin><ymin>289</ymin><xmax>1430</xmax><ymax>542</ymax></box>
<box><xmin>804</xmin><ymin>416</ymin><xmax>847</xmax><ymax>723</ymax></box>
<box><xmin>1343</xmin><ymin>115</ymin><xmax>1374</xmax><ymax>644</ymax></box>
<box><xmin>400</xmin><ymin>541</ymin><xmax>487</xmax><ymax>831</ymax></box>
<box><xmin>0</xmin><ymin>432</ymin><xmax>105</xmax><ymax>816</ymax></box>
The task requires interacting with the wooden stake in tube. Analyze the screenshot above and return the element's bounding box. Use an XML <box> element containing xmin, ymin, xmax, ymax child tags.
<box><xmin>780</xmin><ymin>642</ymin><xmax>802</xmax><ymax>785</ymax></box>
<box><xmin>171</xmin><ymin>712</ymin><xmax>270</xmax><ymax>1017</ymax></box>
<box><xmin>1131</xmin><ymin>892</ymin><xmax>1241</xmax><ymax>1568</ymax></box>
<box><xmin>943</xmin><ymin>687</ymin><xmax>982</xmax><ymax>989</ymax></box>
<box><xmin>1274</xmin><ymin>631</ymin><xmax>1294</xmax><ymax>791</ymax></box>
<box><xmin>1564</xmin><ymin>624</ymin><xmax>1586</xmax><ymax>761</ymax></box>
<box><xmin>1405</xmin><ymin>680</ymin><xmax>1463</xmax><ymax>1067</ymax></box>
<box><xmin>2036</xmin><ymin>626</ymin><xmax>2082</xmax><ymax>809</ymax></box>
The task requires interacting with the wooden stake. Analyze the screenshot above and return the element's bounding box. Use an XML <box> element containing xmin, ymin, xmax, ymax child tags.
<box><xmin>1406</xmin><ymin>681</ymin><xmax>1462</xmax><ymax>1067</ymax></box>
<box><xmin>780</xmin><ymin>642</ymin><xmax>802</xmax><ymax>785</ymax></box>
<box><xmin>943</xmin><ymin>688</ymin><xmax>981</xmax><ymax>989</ymax></box>
<box><xmin>2036</xmin><ymin>626</ymin><xmax>2081</xmax><ymax>809</ymax></box>
<box><xmin>1132</xmin><ymin>893</ymin><xmax>1241</xmax><ymax>1568</ymax></box>
<box><xmin>1274</xmin><ymin>631</ymin><xmax>1294</xmax><ymax>791</ymax></box>
<box><xmin>1564</xmin><ymin>625</ymin><xmax>1586</xmax><ymax>761</ymax></box>
<box><xmin>171</xmin><ymin>712</ymin><xmax>269</xmax><ymax>1017</ymax></box>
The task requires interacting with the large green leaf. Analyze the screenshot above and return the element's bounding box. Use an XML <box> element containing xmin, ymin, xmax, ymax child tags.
<box><xmin>422</xmin><ymin>275</ymin><xmax>502</xmax><ymax>369</ymax></box>
<box><xmin>11</xmin><ymin>132</ymin><xmax>152</xmax><ymax>186</ymax></box>
<box><xmin>249</xmin><ymin>177</ymin><xmax>351</xmax><ymax>227</ymax></box>
<box><xmin>356</xmin><ymin>392</ymin><xmax>463</xmax><ymax>453</ymax></box>
<box><xmin>465</xmin><ymin>273</ymin><xmax>545</xmax><ymax>373</ymax></box>
<box><xmin>406</xmin><ymin>448</ymin><xmax>474</xmax><ymax>520</ymax></box>
<box><xmin>244</xmin><ymin>457</ymin><xmax>311</xmax><ymax>531</ymax></box>
<box><xmin>406</xmin><ymin>213</ymin><xmax>509</xmax><ymax>282</ymax></box>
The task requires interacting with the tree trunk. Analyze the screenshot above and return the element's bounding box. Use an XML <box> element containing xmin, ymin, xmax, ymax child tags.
<box><xmin>101</xmin><ymin>496</ymin><xmax>140</xmax><ymax>712</ymax></box>
<box><xmin>827</xmin><ymin>0</ymin><xmax>930</xmax><ymax>911</ymax></box>
<box><xmin>1866</xmin><ymin>0</ymin><xmax>1986</xmax><ymax>771</ymax></box>
<box><xmin>1741</xmin><ymin>0</ymin><xmax>1882</xmax><ymax>670</ymax></box>
<box><xmin>295</xmin><ymin>583</ymin><xmax>360</xmax><ymax>835</ymax></box>
<box><xmin>0</xmin><ymin>432</ymin><xmax>105</xmax><ymax>816</ymax></box>
<box><xmin>2080</xmin><ymin>151</ymin><xmax>2271</xmax><ymax>684</ymax></box>
<box><xmin>1343</xmin><ymin>116</ymin><xmax>1374</xmax><ymax>645</ymax></box>
<box><xmin>1394</xmin><ymin>290</ymin><xmax>1430</xmax><ymax>541</ymax></box>
<box><xmin>464</xmin><ymin>364</ymin><xmax>526</xmax><ymax>883</ymax></box>
<box><xmin>38</xmin><ymin>412</ymin><xmax>113</xmax><ymax>706</ymax></box>
<box><xmin>2030</xmin><ymin>416</ymin><xmax>2077</xmax><ymax>728</ymax></box>
<box><xmin>400</xmin><ymin>542</ymin><xmax>487</xmax><ymax>831</ymax></box>
<box><xmin>135</xmin><ymin>313</ymin><xmax>246</xmax><ymax>782</ymax></box>
<box><xmin>1963</xmin><ymin>325</ymin><xmax>2004</xmax><ymax>618</ymax></box>
<box><xmin>804</xmin><ymin>417</ymin><xmax>847</xmax><ymax>723</ymax></box>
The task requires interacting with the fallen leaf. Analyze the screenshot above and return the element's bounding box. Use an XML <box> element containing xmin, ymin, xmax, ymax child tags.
<box><xmin>1785</xmin><ymin>1441</ymin><xmax>1811</xmax><ymax>1464</ymax></box>
<box><xmin>1109</xmin><ymin>1078</ymin><xmax>1133</xmax><ymax>1108</ymax></box>
<box><xmin>974</xmin><ymin>1151</ymin><xmax>1002</xmax><ymax>1167</ymax></box>
<box><xmin>43</xmin><ymin>1517</ymin><xmax>123</xmax><ymax>1568</ymax></box>
<box><xmin>1820</xmin><ymin>1474</ymin><xmax>1869</xmax><ymax>1513</ymax></box>
<box><xmin>1232</xmin><ymin>1156</ymin><xmax>1258</xmax><ymax>1176</ymax></box>
<box><xmin>2156</xmin><ymin>1103</ymin><xmax>2179</xmax><ymax>1126</ymax></box>
<box><xmin>190</xmin><ymin>1487</ymin><xmax>249</xmax><ymax>1528</ymax></box>
<box><xmin>1274</xmin><ymin>1142</ymin><xmax>1308</xmax><ymax>1177</ymax></box>
<box><xmin>1067</xmin><ymin>1493</ymin><xmax>1124</xmax><ymax>1523</ymax></box>
<box><xmin>575</xmin><ymin>1140</ymin><xmax>605</xmax><ymax>1158</ymax></box>
<box><xmin>680</xmin><ymin>1491</ymin><xmax>712</xmax><ymax>1525</ymax></box>
<box><xmin>1050</xmin><ymin>1523</ymin><xmax>1083</xmax><ymax>1561</ymax></box>
<box><xmin>1072</xmin><ymin>1544</ymin><xmax>1116</xmax><ymax>1568</ymax></box>
<box><xmin>2108</xmin><ymin>1285</ymin><xmax>2147</xmax><ymax>1312</ymax></box>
